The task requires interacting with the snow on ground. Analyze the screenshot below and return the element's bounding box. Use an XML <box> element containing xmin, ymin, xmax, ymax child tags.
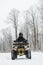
<box><xmin>0</xmin><ymin>51</ymin><xmax>43</xmax><ymax>65</ymax></box>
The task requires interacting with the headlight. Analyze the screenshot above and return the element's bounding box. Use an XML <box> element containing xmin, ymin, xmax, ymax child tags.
<box><xmin>15</xmin><ymin>46</ymin><xmax>17</xmax><ymax>49</ymax></box>
<box><xmin>13</xmin><ymin>46</ymin><xmax>17</xmax><ymax>49</ymax></box>
<box><xmin>25</xmin><ymin>45</ymin><xmax>29</xmax><ymax>48</ymax></box>
<box><xmin>24</xmin><ymin>46</ymin><xmax>27</xmax><ymax>48</ymax></box>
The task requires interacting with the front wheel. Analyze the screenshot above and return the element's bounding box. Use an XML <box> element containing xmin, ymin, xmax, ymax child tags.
<box><xmin>26</xmin><ymin>50</ymin><xmax>31</xmax><ymax>59</ymax></box>
<box><xmin>11</xmin><ymin>50</ymin><xmax>17</xmax><ymax>60</ymax></box>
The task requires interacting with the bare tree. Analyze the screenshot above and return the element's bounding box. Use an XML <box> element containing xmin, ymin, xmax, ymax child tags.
<box><xmin>1</xmin><ymin>28</ymin><xmax>12</xmax><ymax>52</ymax></box>
<box><xmin>36</xmin><ymin>0</ymin><xmax>43</xmax><ymax>50</ymax></box>
<box><xmin>24</xmin><ymin>7</ymin><xmax>39</xmax><ymax>50</ymax></box>
<box><xmin>7</xmin><ymin>9</ymin><xmax>20</xmax><ymax>39</ymax></box>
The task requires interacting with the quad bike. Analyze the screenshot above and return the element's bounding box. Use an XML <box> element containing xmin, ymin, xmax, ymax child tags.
<box><xmin>11</xmin><ymin>42</ymin><xmax>31</xmax><ymax>60</ymax></box>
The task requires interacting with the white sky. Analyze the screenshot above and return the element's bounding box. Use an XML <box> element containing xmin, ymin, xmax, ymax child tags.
<box><xmin>0</xmin><ymin>0</ymin><xmax>40</xmax><ymax>30</ymax></box>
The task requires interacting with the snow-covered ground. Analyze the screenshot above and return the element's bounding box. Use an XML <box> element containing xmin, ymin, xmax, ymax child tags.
<box><xmin>0</xmin><ymin>51</ymin><xmax>43</xmax><ymax>65</ymax></box>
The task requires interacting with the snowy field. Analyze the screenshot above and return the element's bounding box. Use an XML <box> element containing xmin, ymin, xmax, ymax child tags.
<box><xmin>0</xmin><ymin>52</ymin><xmax>43</xmax><ymax>65</ymax></box>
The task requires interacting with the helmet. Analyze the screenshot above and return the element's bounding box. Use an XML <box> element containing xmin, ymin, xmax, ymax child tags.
<box><xmin>19</xmin><ymin>33</ymin><xmax>23</xmax><ymax>37</ymax></box>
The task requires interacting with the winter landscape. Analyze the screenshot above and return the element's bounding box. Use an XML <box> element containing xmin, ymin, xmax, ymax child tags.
<box><xmin>0</xmin><ymin>0</ymin><xmax>43</xmax><ymax>65</ymax></box>
<box><xmin>0</xmin><ymin>52</ymin><xmax>43</xmax><ymax>65</ymax></box>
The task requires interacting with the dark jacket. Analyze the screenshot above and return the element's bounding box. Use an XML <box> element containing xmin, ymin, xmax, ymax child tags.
<box><xmin>14</xmin><ymin>37</ymin><xmax>27</xmax><ymax>43</ymax></box>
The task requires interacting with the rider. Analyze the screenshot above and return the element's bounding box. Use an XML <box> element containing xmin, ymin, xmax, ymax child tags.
<box><xmin>14</xmin><ymin>33</ymin><xmax>27</xmax><ymax>43</ymax></box>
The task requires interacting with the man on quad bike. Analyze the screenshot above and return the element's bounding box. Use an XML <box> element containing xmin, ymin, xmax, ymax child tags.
<box><xmin>11</xmin><ymin>33</ymin><xmax>31</xmax><ymax>60</ymax></box>
<box><xmin>14</xmin><ymin>32</ymin><xmax>27</xmax><ymax>43</ymax></box>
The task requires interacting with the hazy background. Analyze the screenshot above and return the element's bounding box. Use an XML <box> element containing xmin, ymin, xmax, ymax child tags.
<box><xmin>0</xmin><ymin>0</ymin><xmax>43</xmax><ymax>52</ymax></box>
